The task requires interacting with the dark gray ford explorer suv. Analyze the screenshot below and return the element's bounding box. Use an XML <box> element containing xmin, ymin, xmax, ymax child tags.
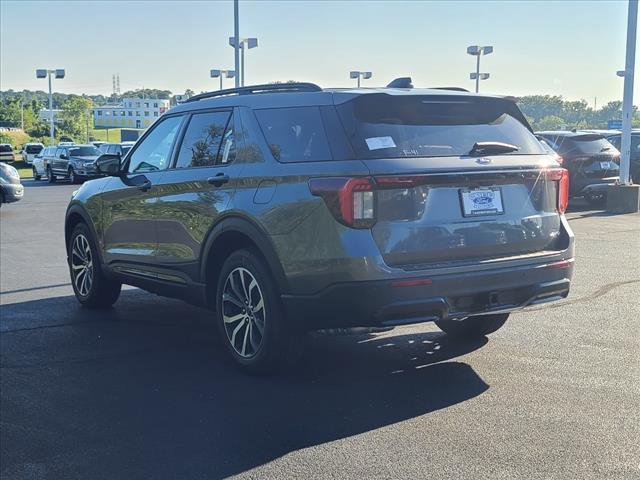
<box><xmin>65</xmin><ymin>81</ymin><xmax>574</xmax><ymax>373</ymax></box>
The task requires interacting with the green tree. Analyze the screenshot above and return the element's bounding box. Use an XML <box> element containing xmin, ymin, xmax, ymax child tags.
<box><xmin>59</xmin><ymin>95</ymin><xmax>93</xmax><ymax>141</ymax></box>
<box><xmin>536</xmin><ymin>115</ymin><xmax>566</xmax><ymax>131</ymax></box>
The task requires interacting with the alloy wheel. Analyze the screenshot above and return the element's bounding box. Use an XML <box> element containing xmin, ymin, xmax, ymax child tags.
<box><xmin>221</xmin><ymin>267</ymin><xmax>266</xmax><ymax>358</ymax></box>
<box><xmin>71</xmin><ymin>234</ymin><xmax>93</xmax><ymax>297</ymax></box>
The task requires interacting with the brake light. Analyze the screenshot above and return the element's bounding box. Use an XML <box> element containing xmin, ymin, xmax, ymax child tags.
<box><xmin>545</xmin><ymin>168</ymin><xmax>569</xmax><ymax>214</ymax></box>
<box><xmin>309</xmin><ymin>177</ymin><xmax>375</xmax><ymax>228</ymax></box>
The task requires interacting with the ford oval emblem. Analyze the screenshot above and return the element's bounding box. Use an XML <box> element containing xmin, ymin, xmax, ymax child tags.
<box><xmin>475</xmin><ymin>157</ymin><xmax>492</xmax><ymax>165</ymax></box>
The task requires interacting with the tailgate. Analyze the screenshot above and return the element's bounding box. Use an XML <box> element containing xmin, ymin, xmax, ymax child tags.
<box><xmin>366</xmin><ymin>161</ymin><xmax>564</xmax><ymax>268</ymax></box>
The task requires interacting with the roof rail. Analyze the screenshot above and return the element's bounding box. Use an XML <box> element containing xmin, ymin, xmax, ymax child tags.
<box><xmin>431</xmin><ymin>87</ymin><xmax>470</xmax><ymax>92</ymax></box>
<box><xmin>185</xmin><ymin>82</ymin><xmax>323</xmax><ymax>103</ymax></box>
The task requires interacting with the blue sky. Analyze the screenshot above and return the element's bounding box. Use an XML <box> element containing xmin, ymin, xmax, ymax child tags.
<box><xmin>0</xmin><ymin>0</ymin><xmax>635</xmax><ymax>105</ymax></box>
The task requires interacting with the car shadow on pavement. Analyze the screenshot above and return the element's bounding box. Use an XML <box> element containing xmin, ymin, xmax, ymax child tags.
<box><xmin>1</xmin><ymin>291</ymin><xmax>489</xmax><ymax>479</ymax></box>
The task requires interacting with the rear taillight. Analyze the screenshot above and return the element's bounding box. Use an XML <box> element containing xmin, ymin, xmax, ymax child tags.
<box><xmin>309</xmin><ymin>177</ymin><xmax>376</xmax><ymax>228</ymax></box>
<box><xmin>545</xmin><ymin>168</ymin><xmax>569</xmax><ymax>214</ymax></box>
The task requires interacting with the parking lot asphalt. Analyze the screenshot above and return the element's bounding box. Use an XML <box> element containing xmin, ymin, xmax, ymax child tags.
<box><xmin>1</xmin><ymin>180</ymin><xmax>639</xmax><ymax>480</ymax></box>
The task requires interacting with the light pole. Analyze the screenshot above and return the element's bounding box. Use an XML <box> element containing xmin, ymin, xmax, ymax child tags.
<box><xmin>349</xmin><ymin>71</ymin><xmax>372</xmax><ymax>88</ymax></box>
<box><xmin>233</xmin><ymin>0</ymin><xmax>240</xmax><ymax>88</ymax></box>
<box><xmin>36</xmin><ymin>68</ymin><xmax>65</xmax><ymax>146</ymax></box>
<box><xmin>210</xmin><ymin>69</ymin><xmax>236</xmax><ymax>90</ymax></box>
<box><xmin>229</xmin><ymin>37</ymin><xmax>258</xmax><ymax>86</ymax></box>
<box><xmin>467</xmin><ymin>46</ymin><xmax>493</xmax><ymax>93</ymax></box>
<box><xmin>616</xmin><ymin>0</ymin><xmax>638</xmax><ymax>186</ymax></box>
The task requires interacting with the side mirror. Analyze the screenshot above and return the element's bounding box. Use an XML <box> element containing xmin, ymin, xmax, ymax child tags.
<box><xmin>96</xmin><ymin>154</ymin><xmax>121</xmax><ymax>176</ymax></box>
<box><xmin>60</xmin><ymin>153</ymin><xmax>68</xmax><ymax>160</ymax></box>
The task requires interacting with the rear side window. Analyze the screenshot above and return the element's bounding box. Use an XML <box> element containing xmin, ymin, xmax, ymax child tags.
<box><xmin>175</xmin><ymin>111</ymin><xmax>234</xmax><ymax>168</ymax></box>
<box><xmin>255</xmin><ymin>107</ymin><xmax>332</xmax><ymax>162</ymax></box>
<box><xmin>336</xmin><ymin>94</ymin><xmax>544</xmax><ymax>159</ymax></box>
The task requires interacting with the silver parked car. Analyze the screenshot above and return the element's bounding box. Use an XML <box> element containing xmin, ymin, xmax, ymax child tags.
<box><xmin>0</xmin><ymin>162</ymin><xmax>24</xmax><ymax>206</ymax></box>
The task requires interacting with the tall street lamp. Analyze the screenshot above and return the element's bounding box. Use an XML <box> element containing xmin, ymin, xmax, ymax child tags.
<box><xmin>36</xmin><ymin>68</ymin><xmax>65</xmax><ymax>145</ymax></box>
<box><xmin>228</xmin><ymin>37</ymin><xmax>258</xmax><ymax>86</ymax></box>
<box><xmin>210</xmin><ymin>69</ymin><xmax>236</xmax><ymax>90</ymax></box>
<box><xmin>616</xmin><ymin>0</ymin><xmax>638</xmax><ymax>187</ymax></box>
<box><xmin>350</xmin><ymin>71</ymin><xmax>372</xmax><ymax>88</ymax></box>
<box><xmin>467</xmin><ymin>46</ymin><xmax>493</xmax><ymax>93</ymax></box>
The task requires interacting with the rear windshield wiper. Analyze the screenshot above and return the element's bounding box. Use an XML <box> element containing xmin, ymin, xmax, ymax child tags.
<box><xmin>468</xmin><ymin>141</ymin><xmax>519</xmax><ymax>156</ymax></box>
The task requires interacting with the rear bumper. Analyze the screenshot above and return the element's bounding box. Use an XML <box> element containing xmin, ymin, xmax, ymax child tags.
<box><xmin>573</xmin><ymin>177</ymin><xmax>618</xmax><ymax>196</ymax></box>
<box><xmin>282</xmin><ymin>258</ymin><xmax>573</xmax><ymax>330</ymax></box>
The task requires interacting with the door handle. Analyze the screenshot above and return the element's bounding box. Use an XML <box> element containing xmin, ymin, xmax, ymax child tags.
<box><xmin>138</xmin><ymin>180</ymin><xmax>152</xmax><ymax>192</ymax></box>
<box><xmin>207</xmin><ymin>173</ymin><xmax>230</xmax><ymax>187</ymax></box>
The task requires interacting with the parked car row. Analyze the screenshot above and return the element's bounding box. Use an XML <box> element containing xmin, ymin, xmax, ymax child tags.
<box><xmin>32</xmin><ymin>142</ymin><xmax>137</xmax><ymax>184</ymax></box>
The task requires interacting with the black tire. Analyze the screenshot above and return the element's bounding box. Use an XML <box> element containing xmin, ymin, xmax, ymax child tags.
<box><xmin>47</xmin><ymin>166</ymin><xmax>56</xmax><ymax>183</ymax></box>
<box><xmin>32</xmin><ymin>166</ymin><xmax>41</xmax><ymax>181</ymax></box>
<box><xmin>435</xmin><ymin>313</ymin><xmax>510</xmax><ymax>339</ymax></box>
<box><xmin>69</xmin><ymin>167</ymin><xmax>79</xmax><ymax>184</ymax></box>
<box><xmin>215</xmin><ymin>249</ymin><xmax>299</xmax><ymax>374</ymax></box>
<box><xmin>68</xmin><ymin>223</ymin><xmax>121</xmax><ymax>309</ymax></box>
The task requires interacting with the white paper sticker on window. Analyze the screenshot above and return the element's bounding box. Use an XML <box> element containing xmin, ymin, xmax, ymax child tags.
<box><xmin>365</xmin><ymin>136</ymin><xmax>396</xmax><ymax>150</ymax></box>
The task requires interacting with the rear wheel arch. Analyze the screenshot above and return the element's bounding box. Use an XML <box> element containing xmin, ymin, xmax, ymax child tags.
<box><xmin>201</xmin><ymin>216</ymin><xmax>289</xmax><ymax>309</ymax></box>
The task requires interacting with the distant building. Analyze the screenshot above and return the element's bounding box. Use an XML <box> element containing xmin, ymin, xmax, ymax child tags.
<box><xmin>92</xmin><ymin>98</ymin><xmax>170</xmax><ymax>129</ymax></box>
<box><xmin>39</xmin><ymin>109</ymin><xmax>63</xmax><ymax>124</ymax></box>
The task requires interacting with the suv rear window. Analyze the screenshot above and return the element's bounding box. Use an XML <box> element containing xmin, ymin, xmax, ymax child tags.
<box><xmin>336</xmin><ymin>94</ymin><xmax>544</xmax><ymax>159</ymax></box>
<box><xmin>0</xmin><ymin>145</ymin><xmax>13</xmax><ymax>153</ymax></box>
<box><xmin>553</xmin><ymin>135</ymin><xmax>616</xmax><ymax>155</ymax></box>
<box><xmin>255</xmin><ymin>107</ymin><xmax>332</xmax><ymax>162</ymax></box>
<box><xmin>25</xmin><ymin>145</ymin><xmax>43</xmax><ymax>154</ymax></box>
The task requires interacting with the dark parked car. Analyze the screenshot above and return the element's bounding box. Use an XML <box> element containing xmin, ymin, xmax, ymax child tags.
<box><xmin>65</xmin><ymin>81</ymin><xmax>574</xmax><ymax>373</ymax></box>
<box><xmin>603</xmin><ymin>130</ymin><xmax>640</xmax><ymax>183</ymax></box>
<box><xmin>98</xmin><ymin>142</ymin><xmax>136</xmax><ymax>157</ymax></box>
<box><xmin>536</xmin><ymin>131</ymin><xmax>620</xmax><ymax>206</ymax></box>
<box><xmin>48</xmin><ymin>144</ymin><xmax>102</xmax><ymax>184</ymax></box>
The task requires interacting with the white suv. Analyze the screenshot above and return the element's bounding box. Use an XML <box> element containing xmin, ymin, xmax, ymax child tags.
<box><xmin>21</xmin><ymin>143</ymin><xmax>45</xmax><ymax>165</ymax></box>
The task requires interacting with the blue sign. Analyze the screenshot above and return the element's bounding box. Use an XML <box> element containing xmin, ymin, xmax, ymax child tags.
<box><xmin>607</xmin><ymin>119</ymin><xmax>623</xmax><ymax>129</ymax></box>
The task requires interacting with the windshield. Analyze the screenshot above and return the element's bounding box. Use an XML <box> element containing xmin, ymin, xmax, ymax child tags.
<box><xmin>68</xmin><ymin>146</ymin><xmax>101</xmax><ymax>156</ymax></box>
<box><xmin>336</xmin><ymin>94</ymin><xmax>544</xmax><ymax>159</ymax></box>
